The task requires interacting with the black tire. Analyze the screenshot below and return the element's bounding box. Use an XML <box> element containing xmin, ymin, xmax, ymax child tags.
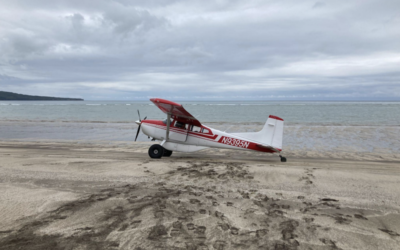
<box><xmin>163</xmin><ymin>149</ymin><xmax>173</xmax><ymax>157</ymax></box>
<box><xmin>280</xmin><ymin>156</ymin><xmax>287</xmax><ymax>162</ymax></box>
<box><xmin>149</xmin><ymin>144</ymin><xmax>164</xmax><ymax>159</ymax></box>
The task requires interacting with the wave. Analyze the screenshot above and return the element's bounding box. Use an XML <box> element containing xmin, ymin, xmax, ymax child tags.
<box><xmin>205</xmin><ymin>104</ymin><xmax>237</xmax><ymax>106</ymax></box>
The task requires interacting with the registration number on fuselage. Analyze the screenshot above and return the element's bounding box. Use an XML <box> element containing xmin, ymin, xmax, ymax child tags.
<box><xmin>220</xmin><ymin>136</ymin><xmax>250</xmax><ymax>148</ymax></box>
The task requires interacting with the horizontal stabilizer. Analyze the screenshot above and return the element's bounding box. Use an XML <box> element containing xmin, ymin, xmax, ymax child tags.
<box><xmin>256</xmin><ymin>144</ymin><xmax>280</xmax><ymax>153</ymax></box>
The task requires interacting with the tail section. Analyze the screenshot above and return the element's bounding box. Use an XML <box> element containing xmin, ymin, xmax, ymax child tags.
<box><xmin>261</xmin><ymin>115</ymin><xmax>284</xmax><ymax>150</ymax></box>
<box><xmin>231</xmin><ymin>115</ymin><xmax>284</xmax><ymax>150</ymax></box>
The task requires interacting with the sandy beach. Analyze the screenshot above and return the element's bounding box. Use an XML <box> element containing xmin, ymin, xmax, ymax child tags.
<box><xmin>0</xmin><ymin>141</ymin><xmax>399</xmax><ymax>250</ymax></box>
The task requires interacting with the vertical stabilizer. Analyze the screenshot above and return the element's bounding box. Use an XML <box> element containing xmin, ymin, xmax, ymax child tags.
<box><xmin>262</xmin><ymin>115</ymin><xmax>284</xmax><ymax>150</ymax></box>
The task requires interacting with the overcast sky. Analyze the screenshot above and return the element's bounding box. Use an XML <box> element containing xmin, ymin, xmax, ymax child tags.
<box><xmin>0</xmin><ymin>0</ymin><xmax>399</xmax><ymax>100</ymax></box>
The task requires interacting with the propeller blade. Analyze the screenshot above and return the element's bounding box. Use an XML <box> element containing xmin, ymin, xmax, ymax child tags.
<box><xmin>137</xmin><ymin>110</ymin><xmax>141</xmax><ymax>122</ymax></box>
<box><xmin>143</xmin><ymin>116</ymin><xmax>147</xmax><ymax>120</ymax></box>
<box><xmin>135</xmin><ymin>124</ymin><xmax>141</xmax><ymax>141</ymax></box>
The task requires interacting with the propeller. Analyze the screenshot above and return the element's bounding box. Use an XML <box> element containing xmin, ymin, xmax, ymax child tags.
<box><xmin>135</xmin><ymin>110</ymin><xmax>147</xmax><ymax>141</ymax></box>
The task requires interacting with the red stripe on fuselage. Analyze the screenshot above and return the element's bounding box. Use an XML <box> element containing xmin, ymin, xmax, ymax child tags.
<box><xmin>217</xmin><ymin>136</ymin><xmax>278</xmax><ymax>153</ymax></box>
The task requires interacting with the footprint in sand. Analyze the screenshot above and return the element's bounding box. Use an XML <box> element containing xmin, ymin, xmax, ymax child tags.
<box><xmin>333</xmin><ymin>215</ymin><xmax>352</xmax><ymax>225</ymax></box>
<box><xmin>379</xmin><ymin>228</ymin><xmax>400</xmax><ymax>236</ymax></box>
<box><xmin>299</xmin><ymin>168</ymin><xmax>316</xmax><ymax>186</ymax></box>
<box><xmin>217</xmin><ymin>223</ymin><xmax>230</xmax><ymax>231</ymax></box>
<box><xmin>230</xmin><ymin>227</ymin><xmax>239</xmax><ymax>235</ymax></box>
<box><xmin>303</xmin><ymin>217</ymin><xmax>314</xmax><ymax>223</ymax></box>
<box><xmin>196</xmin><ymin>243</ymin><xmax>209</xmax><ymax>250</ymax></box>
<box><xmin>190</xmin><ymin>199</ymin><xmax>200</xmax><ymax>204</ymax></box>
<box><xmin>213</xmin><ymin>240</ymin><xmax>227</xmax><ymax>250</ymax></box>
<box><xmin>256</xmin><ymin>229</ymin><xmax>268</xmax><ymax>237</ymax></box>
<box><xmin>186</xmin><ymin>223</ymin><xmax>195</xmax><ymax>230</ymax></box>
<box><xmin>280</xmin><ymin>220</ymin><xmax>300</xmax><ymax>245</ymax></box>
<box><xmin>173</xmin><ymin>221</ymin><xmax>182</xmax><ymax>228</ymax></box>
<box><xmin>241</xmin><ymin>192</ymin><xmax>250</xmax><ymax>199</ymax></box>
<box><xmin>215</xmin><ymin>211</ymin><xmax>225</xmax><ymax>219</ymax></box>
<box><xmin>199</xmin><ymin>209</ymin><xmax>207</xmax><ymax>214</ymax></box>
<box><xmin>354</xmin><ymin>214</ymin><xmax>368</xmax><ymax>220</ymax></box>
<box><xmin>320</xmin><ymin>238</ymin><xmax>340</xmax><ymax>249</ymax></box>
<box><xmin>195</xmin><ymin>226</ymin><xmax>206</xmax><ymax>235</ymax></box>
<box><xmin>147</xmin><ymin>225</ymin><xmax>168</xmax><ymax>240</ymax></box>
<box><xmin>170</xmin><ymin>228</ymin><xmax>181</xmax><ymax>237</ymax></box>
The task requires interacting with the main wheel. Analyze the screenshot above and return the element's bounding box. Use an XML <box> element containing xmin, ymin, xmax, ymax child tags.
<box><xmin>163</xmin><ymin>149</ymin><xmax>173</xmax><ymax>157</ymax></box>
<box><xmin>148</xmin><ymin>144</ymin><xmax>164</xmax><ymax>159</ymax></box>
<box><xmin>280</xmin><ymin>156</ymin><xmax>287</xmax><ymax>162</ymax></box>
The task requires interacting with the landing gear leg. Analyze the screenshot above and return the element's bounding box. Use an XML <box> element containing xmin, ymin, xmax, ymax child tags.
<box><xmin>279</xmin><ymin>155</ymin><xmax>287</xmax><ymax>162</ymax></box>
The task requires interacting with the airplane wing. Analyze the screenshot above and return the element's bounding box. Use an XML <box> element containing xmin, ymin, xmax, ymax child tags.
<box><xmin>150</xmin><ymin>98</ymin><xmax>202</xmax><ymax>126</ymax></box>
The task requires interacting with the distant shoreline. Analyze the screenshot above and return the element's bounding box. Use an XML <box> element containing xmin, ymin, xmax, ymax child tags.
<box><xmin>0</xmin><ymin>91</ymin><xmax>83</xmax><ymax>101</ymax></box>
<box><xmin>0</xmin><ymin>99</ymin><xmax>84</xmax><ymax>101</ymax></box>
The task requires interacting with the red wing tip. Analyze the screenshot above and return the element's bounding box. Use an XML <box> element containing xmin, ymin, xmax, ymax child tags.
<box><xmin>150</xmin><ymin>98</ymin><xmax>182</xmax><ymax>107</ymax></box>
<box><xmin>269</xmin><ymin>115</ymin><xmax>284</xmax><ymax>121</ymax></box>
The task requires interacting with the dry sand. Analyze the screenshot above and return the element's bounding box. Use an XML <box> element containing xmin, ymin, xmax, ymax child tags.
<box><xmin>0</xmin><ymin>141</ymin><xmax>399</xmax><ymax>250</ymax></box>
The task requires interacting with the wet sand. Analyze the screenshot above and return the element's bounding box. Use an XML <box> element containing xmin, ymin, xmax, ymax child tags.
<box><xmin>0</xmin><ymin>141</ymin><xmax>399</xmax><ymax>250</ymax></box>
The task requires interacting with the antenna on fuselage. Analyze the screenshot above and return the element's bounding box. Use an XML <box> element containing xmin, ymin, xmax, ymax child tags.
<box><xmin>224</xmin><ymin>125</ymin><xmax>233</xmax><ymax>133</ymax></box>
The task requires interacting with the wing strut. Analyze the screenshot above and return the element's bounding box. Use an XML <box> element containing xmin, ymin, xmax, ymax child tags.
<box><xmin>166</xmin><ymin>113</ymin><xmax>171</xmax><ymax>141</ymax></box>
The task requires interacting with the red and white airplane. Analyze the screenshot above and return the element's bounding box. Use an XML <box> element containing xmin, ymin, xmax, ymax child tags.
<box><xmin>135</xmin><ymin>98</ymin><xmax>287</xmax><ymax>162</ymax></box>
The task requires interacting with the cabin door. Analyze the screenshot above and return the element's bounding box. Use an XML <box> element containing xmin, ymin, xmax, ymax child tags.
<box><xmin>169</xmin><ymin>121</ymin><xmax>188</xmax><ymax>142</ymax></box>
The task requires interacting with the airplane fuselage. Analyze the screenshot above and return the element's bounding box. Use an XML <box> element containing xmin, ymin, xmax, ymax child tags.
<box><xmin>141</xmin><ymin>119</ymin><xmax>277</xmax><ymax>154</ymax></box>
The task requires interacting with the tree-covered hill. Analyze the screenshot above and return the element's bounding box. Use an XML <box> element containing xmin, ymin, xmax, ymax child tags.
<box><xmin>0</xmin><ymin>91</ymin><xmax>83</xmax><ymax>101</ymax></box>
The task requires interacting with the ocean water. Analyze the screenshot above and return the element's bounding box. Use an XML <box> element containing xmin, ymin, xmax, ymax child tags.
<box><xmin>1</xmin><ymin>100</ymin><xmax>400</xmax><ymax>125</ymax></box>
<box><xmin>1</xmin><ymin>100</ymin><xmax>399</xmax><ymax>154</ymax></box>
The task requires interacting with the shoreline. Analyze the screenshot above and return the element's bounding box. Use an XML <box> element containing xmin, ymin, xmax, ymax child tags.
<box><xmin>1</xmin><ymin>132</ymin><xmax>399</xmax><ymax>162</ymax></box>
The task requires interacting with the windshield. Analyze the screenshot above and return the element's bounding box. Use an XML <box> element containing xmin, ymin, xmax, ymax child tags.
<box><xmin>162</xmin><ymin>119</ymin><xmax>172</xmax><ymax>125</ymax></box>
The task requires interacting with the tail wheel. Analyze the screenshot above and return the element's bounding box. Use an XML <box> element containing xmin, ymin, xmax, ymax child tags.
<box><xmin>149</xmin><ymin>144</ymin><xmax>164</xmax><ymax>159</ymax></box>
<box><xmin>280</xmin><ymin>155</ymin><xmax>287</xmax><ymax>162</ymax></box>
<box><xmin>163</xmin><ymin>149</ymin><xmax>173</xmax><ymax>157</ymax></box>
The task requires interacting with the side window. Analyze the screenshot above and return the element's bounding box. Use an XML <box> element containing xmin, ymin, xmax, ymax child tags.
<box><xmin>191</xmin><ymin>126</ymin><xmax>201</xmax><ymax>132</ymax></box>
<box><xmin>175</xmin><ymin>121</ymin><xmax>185</xmax><ymax>128</ymax></box>
<box><xmin>202</xmin><ymin>128</ymin><xmax>209</xmax><ymax>133</ymax></box>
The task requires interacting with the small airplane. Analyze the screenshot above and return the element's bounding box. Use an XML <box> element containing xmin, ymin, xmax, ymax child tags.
<box><xmin>135</xmin><ymin>98</ymin><xmax>287</xmax><ymax>162</ymax></box>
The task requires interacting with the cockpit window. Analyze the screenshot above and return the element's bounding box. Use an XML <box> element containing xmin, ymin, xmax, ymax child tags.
<box><xmin>202</xmin><ymin>128</ymin><xmax>210</xmax><ymax>133</ymax></box>
<box><xmin>191</xmin><ymin>125</ymin><xmax>201</xmax><ymax>132</ymax></box>
<box><xmin>175</xmin><ymin>121</ymin><xmax>185</xmax><ymax>128</ymax></box>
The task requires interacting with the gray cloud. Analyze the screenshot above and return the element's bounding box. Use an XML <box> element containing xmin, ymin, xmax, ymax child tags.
<box><xmin>0</xmin><ymin>0</ymin><xmax>399</xmax><ymax>100</ymax></box>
